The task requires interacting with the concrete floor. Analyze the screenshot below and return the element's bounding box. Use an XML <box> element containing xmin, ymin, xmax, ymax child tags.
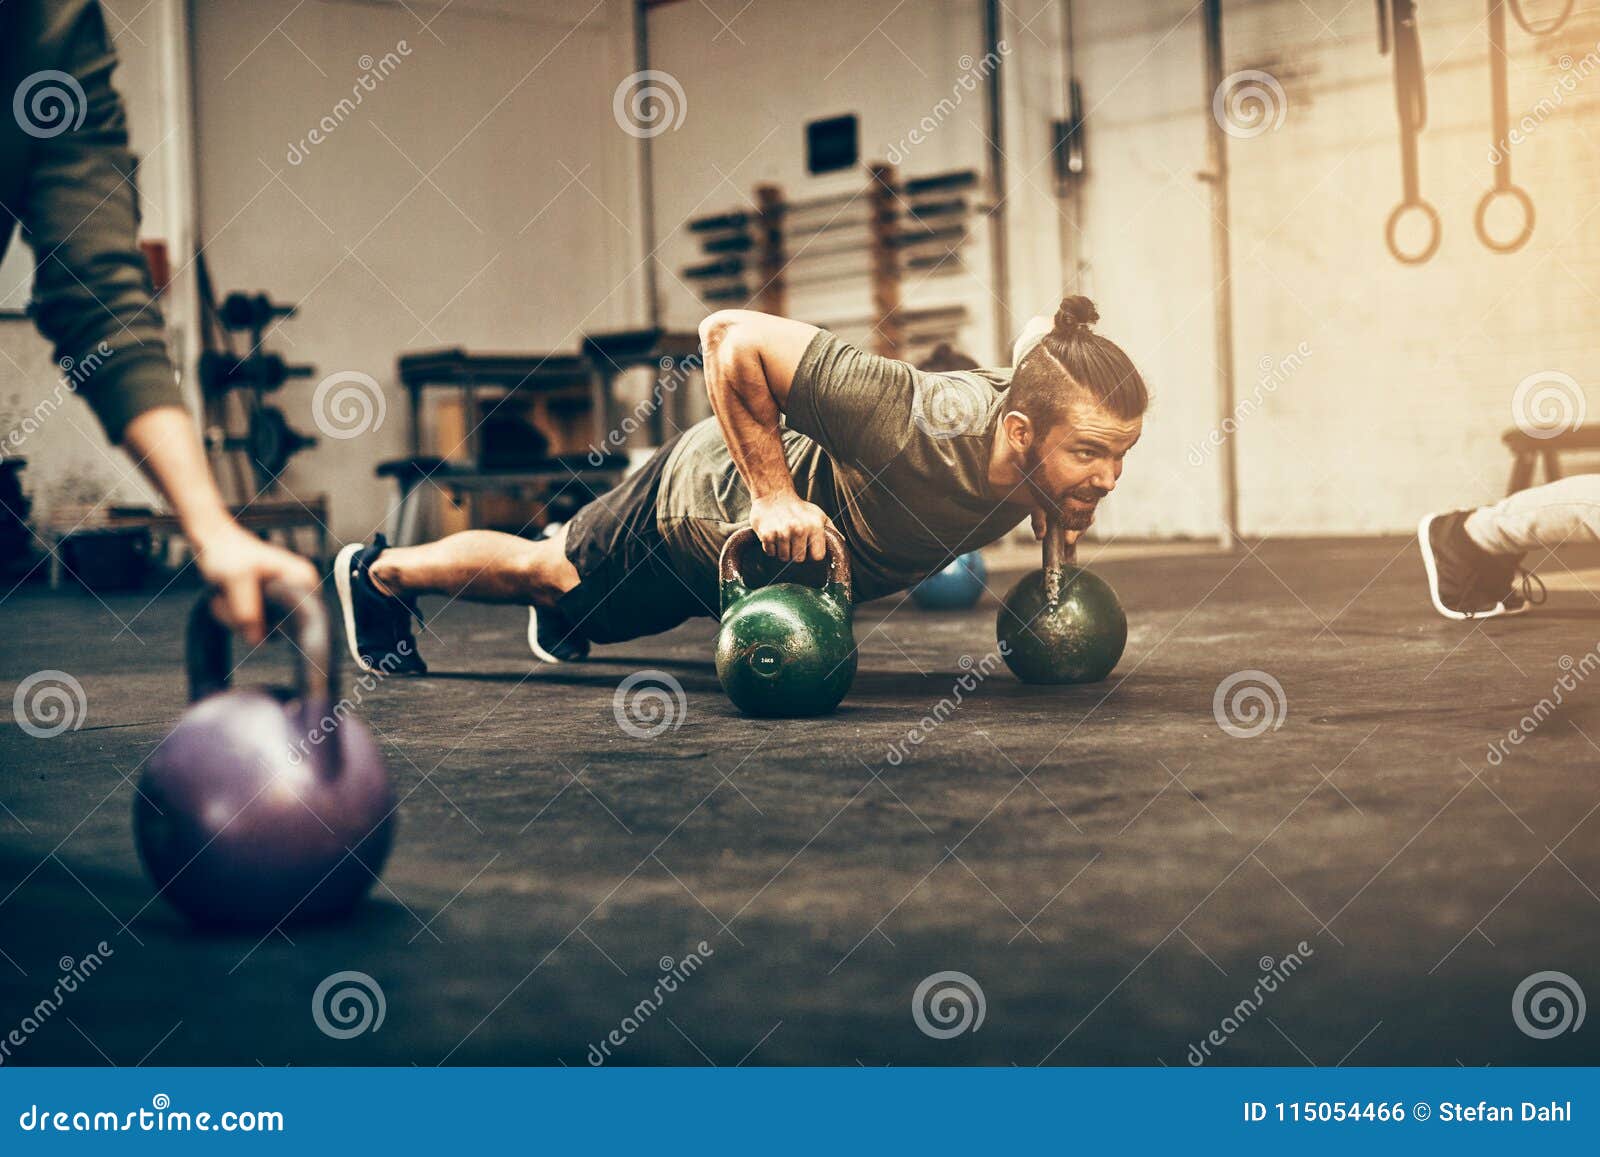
<box><xmin>2</xmin><ymin>536</ymin><xmax>1598</xmax><ymax>1066</ymax></box>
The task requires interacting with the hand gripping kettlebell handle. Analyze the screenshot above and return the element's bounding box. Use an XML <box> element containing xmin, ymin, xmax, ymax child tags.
<box><xmin>185</xmin><ymin>577</ymin><xmax>337</xmax><ymax>705</ymax></box>
<box><xmin>1042</xmin><ymin>511</ymin><xmax>1074</xmax><ymax>607</ymax></box>
<box><xmin>718</xmin><ymin>525</ymin><xmax>854</xmax><ymax>613</ymax></box>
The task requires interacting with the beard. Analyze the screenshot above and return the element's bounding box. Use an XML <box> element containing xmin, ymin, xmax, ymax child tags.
<box><xmin>1022</xmin><ymin>446</ymin><xmax>1104</xmax><ymax>530</ymax></box>
<box><xmin>1060</xmin><ymin>502</ymin><xmax>1096</xmax><ymax>531</ymax></box>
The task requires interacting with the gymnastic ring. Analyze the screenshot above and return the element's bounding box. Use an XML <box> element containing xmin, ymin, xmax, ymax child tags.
<box><xmin>1474</xmin><ymin>184</ymin><xmax>1536</xmax><ymax>254</ymax></box>
<box><xmin>1508</xmin><ymin>0</ymin><xmax>1575</xmax><ymax>36</ymax></box>
<box><xmin>1385</xmin><ymin>199</ymin><xmax>1441</xmax><ymax>265</ymax></box>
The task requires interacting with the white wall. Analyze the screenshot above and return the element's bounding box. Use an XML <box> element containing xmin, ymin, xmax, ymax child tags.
<box><xmin>647</xmin><ymin>0</ymin><xmax>1003</xmax><ymax>364</ymax></box>
<box><xmin>1008</xmin><ymin>1</ymin><xmax>1221</xmax><ymax>540</ymax></box>
<box><xmin>189</xmin><ymin>0</ymin><xmax>642</xmax><ymax>542</ymax></box>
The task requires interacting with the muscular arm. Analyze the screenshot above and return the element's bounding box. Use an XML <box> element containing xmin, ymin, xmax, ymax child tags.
<box><xmin>698</xmin><ymin>310</ymin><xmax>827</xmax><ymax>561</ymax></box>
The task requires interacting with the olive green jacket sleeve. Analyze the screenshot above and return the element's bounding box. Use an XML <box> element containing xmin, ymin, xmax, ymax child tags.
<box><xmin>7</xmin><ymin>0</ymin><xmax>183</xmax><ymax>443</ymax></box>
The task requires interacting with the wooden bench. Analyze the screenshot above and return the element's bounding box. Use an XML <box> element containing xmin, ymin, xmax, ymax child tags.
<box><xmin>376</xmin><ymin>456</ymin><xmax>628</xmax><ymax>546</ymax></box>
<box><xmin>1502</xmin><ymin>426</ymin><xmax>1600</xmax><ymax>493</ymax></box>
<box><xmin>41</xmin><ymin>496</ymin><xmax>330</xmax><ymax>589</ymax></box>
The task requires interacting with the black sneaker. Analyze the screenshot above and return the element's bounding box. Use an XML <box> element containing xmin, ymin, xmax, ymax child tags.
<box><xmin>333</xmin><ymin>535</ymin><xmax>428</xmax><ymax>674</ymax></box>
<box><xmin>1417</xmin><ymin>510</ymin><xmax>1543</xmax><ymax>620</ymax></box>
<box><xmin>527</xmin><ymin>602</ymin><xmax>589</xmax><ymax>663</ymax></box>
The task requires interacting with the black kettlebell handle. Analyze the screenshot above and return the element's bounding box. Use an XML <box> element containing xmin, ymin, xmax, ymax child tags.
<box><xmin>186</xmin><ymin>578</ymin><xmax>337</xmax><ymax>705</ymax></box>
<box><xmin>719</xmin><ymin>525</ymin><xmax>853</xmax><ymax>613</ymax></box>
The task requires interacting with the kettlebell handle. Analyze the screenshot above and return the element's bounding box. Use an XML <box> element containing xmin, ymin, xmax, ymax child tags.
<box><xmin>1042</xmin><ymin>511</ymin><xmax>1075</xmax><ymax>606</ymax></box>
<box><xmin>186</xmin><ymin>578</ymin><xmax>337</xmax><ymax>704</ymax></box>
<box><xmin>719</xmin><ymin>525</ymin><xmax>853</xmax><ymax>613</ymax></box>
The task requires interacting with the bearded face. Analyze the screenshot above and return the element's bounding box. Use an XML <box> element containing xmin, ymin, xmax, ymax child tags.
<box><xmin>1015</xmin><ymin>397</ymin><xmax>1143</xmax><ymax>530</ymax></box>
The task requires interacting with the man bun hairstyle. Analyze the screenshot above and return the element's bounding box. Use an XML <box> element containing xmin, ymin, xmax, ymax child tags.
<box><xmin>1012</xmin><ymin>294</ymin><xmax>1148</xmax><ymax>430</ymax></box>
<box><xmin>1053</xmin><ymin>295</ymin><xmax>1099</xmax><ymax>337</ymax></box>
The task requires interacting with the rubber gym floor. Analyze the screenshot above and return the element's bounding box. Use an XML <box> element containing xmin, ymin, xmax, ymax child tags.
<box><xmin>3</xmin><ymin>536</ymin><xmax>1598</xmax><ymax>1066</ymax></box>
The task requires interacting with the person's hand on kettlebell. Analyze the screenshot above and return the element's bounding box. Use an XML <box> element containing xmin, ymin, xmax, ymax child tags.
<box><xmin>191</xmin><ymin>520</ymin><xmax>320</xmax><ymax>645</ymax></box>
<box><xmin>117</xmin><ymin>407</ymin><xmax>319</xmax><ymax>646</ymax></box>
<box><xmin>750</xmin><ymin>492</ymin><xmax>833</xmax><ymax>562</ymax></box>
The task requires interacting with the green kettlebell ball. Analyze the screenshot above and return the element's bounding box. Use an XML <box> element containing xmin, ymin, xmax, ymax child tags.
<box><xmin>716</xmin><ymin>527</ymin><xmax>859</xmax><ymax>718</ymax></box>
<box><xmin>716</xmin><ymin>585</ymin><xmax>857</xmax><ymax>717</ymax></box>
<box><xmin>996</xmin><ymin>565</ymin><xmax>1127</xmax><ymax>684</ymax></box>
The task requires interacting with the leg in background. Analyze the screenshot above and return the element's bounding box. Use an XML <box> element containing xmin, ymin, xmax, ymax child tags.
<box><xmin>1464</xmin><ymin>474</ymin><xmax>1600</xmax><ymax>557</ymax></box>
<box><xmin>370</xmin><ymin>526</ymin><xmax>580</xmax><ymax>607</ymax></box>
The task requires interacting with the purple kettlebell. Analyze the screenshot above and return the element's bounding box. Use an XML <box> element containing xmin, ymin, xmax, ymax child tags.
<box><xmin>134</xmin><ymin>579</ymin><xmax>395</xmax><ymax>929</ymax></box>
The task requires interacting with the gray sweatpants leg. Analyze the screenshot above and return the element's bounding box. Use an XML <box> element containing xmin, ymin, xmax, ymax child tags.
<box><xmin>1464</xmin><ymin>475</ymin><xmax>1600</xmax><ymax>556</ymax></box>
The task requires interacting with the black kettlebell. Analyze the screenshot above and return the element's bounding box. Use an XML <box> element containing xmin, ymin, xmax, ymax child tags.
<box><xmin>134</xmin><ymin>580</ymin><xmax>395</xmax><ymax>929</ymax></box>
<box><xmin>997</xmin><ymin>513</ymin><xmax>1127</xmax><ymax>684</ymax></box>
<box><xmin>715</xmin><ymin>526</ymin><xmax>857</xmax><ymax>717</ymax></box>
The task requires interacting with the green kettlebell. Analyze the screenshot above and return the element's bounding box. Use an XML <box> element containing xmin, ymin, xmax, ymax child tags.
<box><xmin>716</xmin><ymin>526</ymin><xmax>857</xmax><ymax>717</ymax></box>
<box><xmin>996</xmin><ymin>512</ymin><xmax>1127</xmax><ymax>684</ymax></box>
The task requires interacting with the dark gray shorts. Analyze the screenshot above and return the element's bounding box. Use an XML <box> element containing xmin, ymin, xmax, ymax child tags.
<box><xmin>557</xmin><ymin>435</ymin><xmax>719</xmax><ymax>644</ymax></box>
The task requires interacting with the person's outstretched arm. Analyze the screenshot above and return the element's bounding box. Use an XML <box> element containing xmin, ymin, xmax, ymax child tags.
<box><xmin>19</xmin><ymin>2</ymin><xmax>314</xmax><ymax>639</ymax></box>
<box><xmin>698</xmin><ymin>310</ymin><xmax>827</xmax><ymax>562</ymax></box>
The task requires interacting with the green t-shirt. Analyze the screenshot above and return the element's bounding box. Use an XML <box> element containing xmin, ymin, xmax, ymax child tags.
<box><xmin>655</xmin><ymin>331</ymin><xmax>1032</xmax><ymax>604</ymax></box>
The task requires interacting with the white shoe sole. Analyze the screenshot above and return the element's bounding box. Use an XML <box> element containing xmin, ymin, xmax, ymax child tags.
<box><xmin>333</xmin><ymin>542</ymin><xmax>378</xmax><ymax>672</ymax></box>
<box><xmin>1416</xmin><ymin>513</ymin><xmax>1525</xmax><ymax>621</ymax></box>
<box><xmin>527</xmin><ymin>604</ymin><xmax>588</xmax><ymax>663</ymax></box>
<box><xmin>528</xmin><ymin>605</ymin><xmax>565</xmax><ymax>664</ymax></box>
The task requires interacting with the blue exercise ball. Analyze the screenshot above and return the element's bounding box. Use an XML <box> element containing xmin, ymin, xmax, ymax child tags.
<box><xmin>911</xmin><ymin>552</ymin><xmax>987</xmax><ymax>610</ymax></box>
